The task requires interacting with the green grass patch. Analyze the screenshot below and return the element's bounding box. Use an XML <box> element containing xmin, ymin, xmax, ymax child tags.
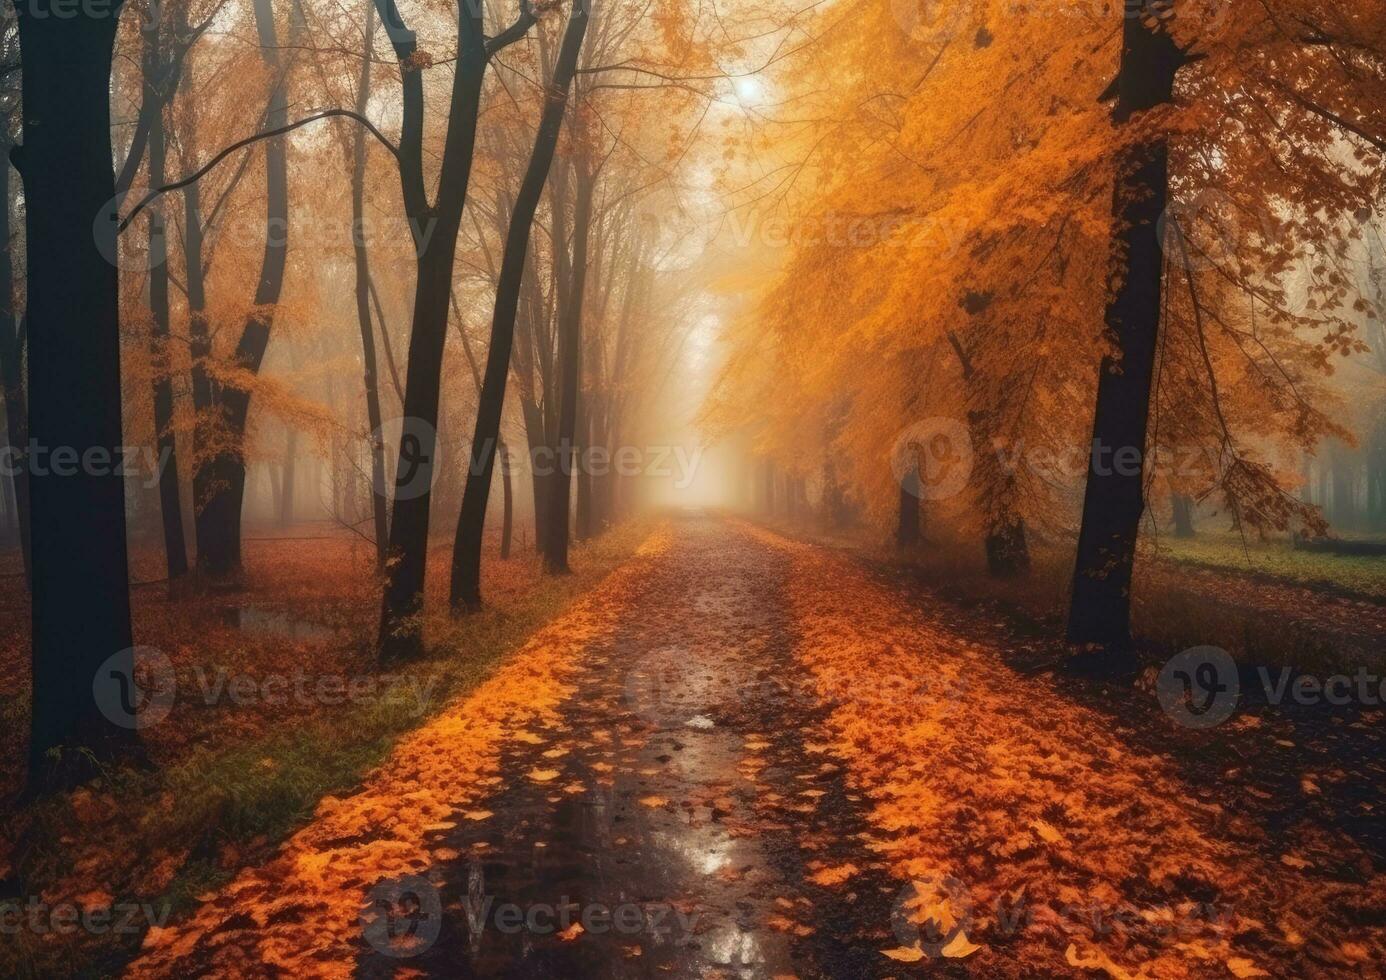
<box><xmin>1153</xmin><ymin>532</ymin><xmax>1386</xmax><ymax>600</ymax></box>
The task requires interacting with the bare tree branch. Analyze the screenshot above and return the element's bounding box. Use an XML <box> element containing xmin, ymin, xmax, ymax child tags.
<box><xmin>119</xmin><ymin>109</ymin><xmax>400</xmax><ymax>233</ymax></box>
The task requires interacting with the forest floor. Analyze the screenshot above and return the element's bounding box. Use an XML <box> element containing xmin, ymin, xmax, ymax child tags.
<box><xmin>110</xmin><ymin>515</ymin><xmax>1384</xmax><ymax>979</ymax></box>
<box><xmin>0</xmin><ymin>521</ymin><xmax>653</xmax><ymax>978</ymax></box>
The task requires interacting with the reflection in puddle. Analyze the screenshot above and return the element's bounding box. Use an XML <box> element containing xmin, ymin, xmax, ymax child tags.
<box><xmin>223</xmin><ymin>605</ymin><xmax>335</xmax><ymax>642</ymax></box>
<box><xmin>705</xmin><ymin>925</ymin><xmax>768</xmax><ymax>973</ymax></box>
<box><xmin>652</xmin><ymin>828</ymin><xmax>732</xmax><ymax>875</ymax></box>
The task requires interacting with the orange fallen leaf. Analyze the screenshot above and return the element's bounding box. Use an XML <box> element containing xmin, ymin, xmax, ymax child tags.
<box><xmin>881</xmin><ymin>945</ymin><xmax>924</xmax><ymax>962</ymax></box>
<box><xmin>809</xmin><ymin>862</ymin><xmax>859</xmax><ymax>886</ymax></box>
<box><xmin>940</xmin><ymin>932</ymin><xmax>982</xmax><ymax>959</ymax></box>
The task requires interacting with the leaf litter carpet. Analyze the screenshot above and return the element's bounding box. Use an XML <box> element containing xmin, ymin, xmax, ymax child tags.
<box><xmin>127</xmin><ymin>518</ymin><xmax>1385</xmax><ymax>978</ymax></box>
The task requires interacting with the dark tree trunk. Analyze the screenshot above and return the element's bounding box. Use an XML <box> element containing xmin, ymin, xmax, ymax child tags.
<box><xmin>544</xmin><ymin>161</ymin><xmax>593</xmax><ymax>575</ymax></box>
<box><xmin>575</xmin><ymin>407</ymin><xmax>593</xmax><ymax>542</ymax></box>
<box><xmin>0</xmin><ymin>144</ymin><xmax>30</xmax><ymax>586</ymax></box>
<box><xmin>375</xmin><ymin>0</ymin><xmax>496</xmax><ymax>659</ymax></box>
<box><xmin>897</xmin><ymin>460</ymin><xmax>920</xmax><ymax>546</ymax></box>
<box><xmin>1067</xmin><ymin>5</ymin><xmax>1184</xmax><ymax>652</ymax></box>
<box><xmin>986</xmin><ymin>517</ymin><xmax>1031</xmax><ymax>577</ymax></box>
<box><xmin>181</xmin><ymin>72</ymin><xmax>216</xmax><ymax>548</ymax></box>
<box><xmin>144</xmin><ymin>41</ymin><xmax>189</xmax><ymax>582</ymax></box>
<box><xmin>822</xmin><ymin>458</ymin><xmax>846</xmax><ymax>528</ymax></box>
<box><xmin>500</xmin><ymin>440</ymin><xmax>513</xmax><ymax>559</ymax></box>
<box><xmin>521</xmin><ymin>396</ymin><xmax>551</xmax><ymax>555</ymax></box>
<box><xmin>1331</xmin><ymin>454</ymin><xmax>1355</xmax><ymax>528</ymax></box>
<box><xmin>1369</xmin><ymin>432</ymin><xmax>1386</xmax><ymax>529</ymax></box>
<box><xmin>351</xmin><ymin>0</ymin><xmax>388</xmax><ymax>569</ymax></box>
<box><xmin>1171</xmin><ymin>493</ymin><xmax>1195</xmax><ymax>538</ymax></box>
<box><xmin>266</xmin><ymin>462</ymin><xmax>282</xmax><ymax>522</ymax></box>
<box><xmin>279</xmin><ymin>427</ymin><xmax>297</xmax><ymax>527</ymax></box>
<box><xmin>763</xmin><ymin>458</ymin><xmax>775</xmax><ymax>515</ymax></box>
<box><xmin>17</xmin><ymin>2</ymin><xmax>142</xmax><ymax>784</ymax></box>
<box><xmin>448</xmin><ymin>0</ymin><xmax>590</xmax><ymax>611</ymax></box>
<box><xmin>195</xmin><ymin>0</ymin><xmax>290</xmax><ymax>577</ymax></box>
<box><xmin>1</xmin><ymin>445</ymin><xmax>15</xmax><ymax>536</ymax></box>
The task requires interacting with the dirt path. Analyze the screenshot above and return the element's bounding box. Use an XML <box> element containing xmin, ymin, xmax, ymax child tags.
<box><xmin>126</xmin><ymin>517</ymin><xmax>1386</xmax><ymax>979</ymax></box>
<box><xmin>376</xmin><ymin>518</ymin><xmax>901</xmax><ymax>978</ymax></box>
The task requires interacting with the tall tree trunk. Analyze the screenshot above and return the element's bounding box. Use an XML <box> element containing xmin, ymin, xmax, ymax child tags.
<box><xmin>500</xmin><ymin>439</ymin><xmax>513</xmax><ymax>559</ymax></box>
<box><xmin>375</xmin><ymin>0</ymin><xmax>504</xmax><ymax>660</ymax></box>
<box><xmin>1331</xmin><ymin>451</ymin><xmax>1355</xmax><ymax>528</ymax></box>
<box><xmin>1369</xmin><ymin>431</ymin><xmax>1386</xmax><ymax>529</ymax></box>
<box><xmin>897</xmin><ymin>455</ymin><xmax>920</xmax><ymax>546</ymax></box>
<box><xmin>279</xmin><ymin>427</ymin><xmax>297</xmax><ymax>527</ymax></box>
<box><xmin>1171</xmin><ymin>493</ymin><xmax>1195</xmax><ymax>537</ymax></box>
<box><xmin>17</xmin><ymin>2</ymin><xmax>141</xmax><ymax>784</ymax></box>
<box><xmin>544</xmin><ymin>161</ymin><xmax>593</xmax><ymax>575</ymax></box>
<box><xmin>822</xmin><ymin>457</ymin><xmax>845</xmax><ymax>528</ymax></box>
<box><xmin>0</xmin><ymin>142</ymin><xmax>30</xmax><ymax>586</ymax></box>
<box><xmin>575</xmin><ymin>407</ymin><xmax>592</xmax><ymax>541</ymax></box>
<box><xmin>352</xmin><ymin>0</ymin><xmax>389</xmax><ymax>569</ymax></box>
<box><xmin>268</xmin><ymin>461</ymin><xmax>283</xmax><ymax>521</ymax></box>
<box><xmin>181</xmin><ymin>57</ymin><xmax>216</xmax><ymax>557</ymax></box>
<box><xmin>195</xmin><ymin>0</ymin><xmax>290</xmax><ymax>577</ymax></box>
<box><xmin>1</xmin><ymin>441</ymin><xmax>15</xmax><ymax>535</ymax></box>
<box><xmin>520</xmin><ymin>395</ymin><xmax>550</xmax><ymax>554</ymax></box>
<box><xmin>144</xmin><ymin>38</ymin><xmax>189</xmax><ymax>582</ymax></box>
<box><xmin>1067</xmin><ymin>4</ymin><xmax>1185</xmax><ymax>652</ymax></box>
<box><xmin>449</xmin><ymin>0</ymin><xmax>591</xmax><ymax>610</ymax></box>
<box><xmin>985</xmin><ymin>515</ymin><xmax>1031</xmax><ymax>577</ymax></box>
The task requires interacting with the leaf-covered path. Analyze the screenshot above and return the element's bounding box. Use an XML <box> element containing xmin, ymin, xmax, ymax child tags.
<box><xmin>127</xmin><ymin>518</ymin><xmax>1385</xmax><ymax>979</ymax></box>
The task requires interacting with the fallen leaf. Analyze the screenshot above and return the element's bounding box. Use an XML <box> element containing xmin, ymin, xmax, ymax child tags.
<box><xmin>940</xmin><ymin>932</ymin><xmax>982</xmax><ymax>959</ymax></box>
<box><xmin>881</xmin><ymin>946</ymin><xmax>924</xmax><ymax>962</ymax></box>
<box><xmin>809</xmin><ymin>863</ymin><xmax>859</xmax><ymax>886</ymax></box>
<box><xmin>1033</xmin><ymin>819</ymin><xmax>1065</xmax><ymax>845</ymax></box>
